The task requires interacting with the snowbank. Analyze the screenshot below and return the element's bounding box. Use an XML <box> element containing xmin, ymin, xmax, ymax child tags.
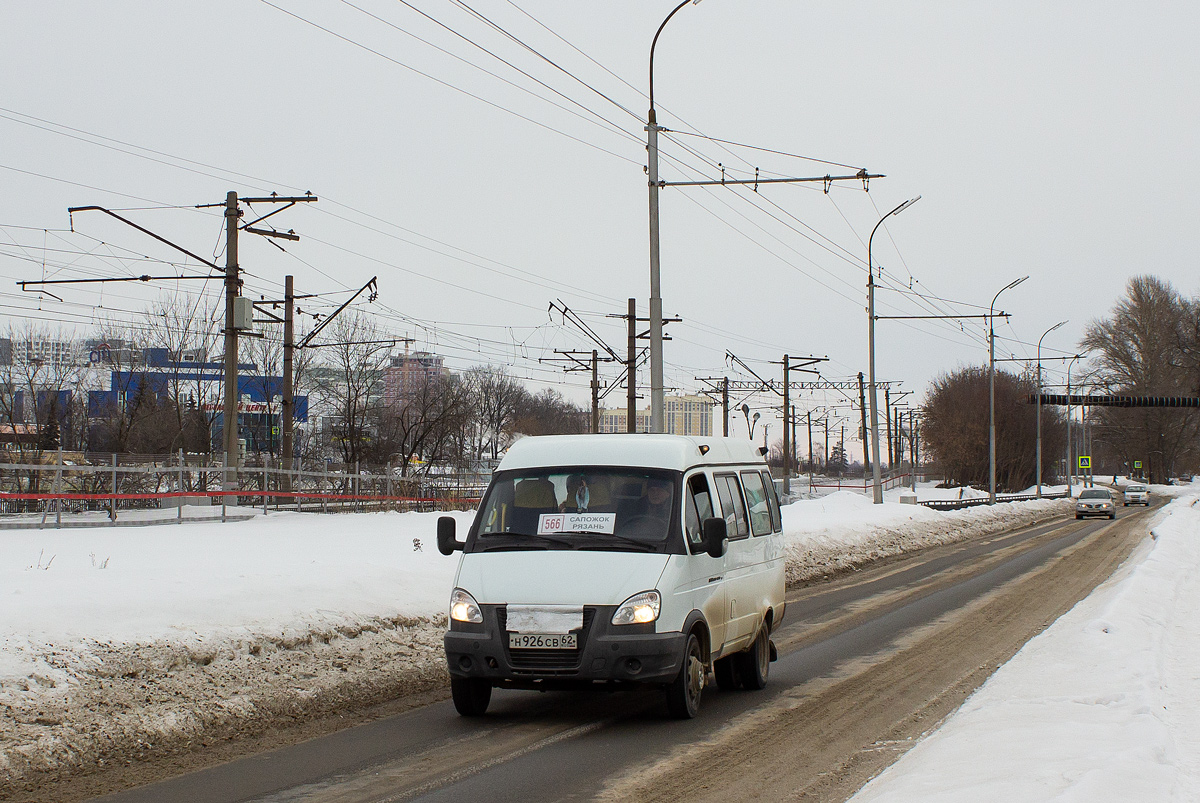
<box><xmin>0</xmin><ymin>509</ymin><xmax>470</xmax><ymax>794</ymax></box>
<box><xmin>781</xmin><ymin>491</ymin><xmax>1072</xmax><ymax>584</ymax></box>
<box><xmin>850</xmin><ymin>490</ymin><xmax>1200</xmax><ymax>802</ymax></box>
<box><xmin>0</xmin><ymin>495</ymin><xmax>1072</xmax><ymax>794</ymax></box>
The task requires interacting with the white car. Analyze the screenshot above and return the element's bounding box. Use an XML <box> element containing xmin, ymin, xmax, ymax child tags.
<box><xmin>1076</xmin><ymin>488</ymin><xmax>1116</xmax><ymax>520</ymax></box>
<box><xmin>437</xmin><ymin>434</ymin><xmax>787</xmax><ymax>719</ymax></box>
<box><xmin>1122</xmin><ymin>484</ymin><xmax>1150</xmax><ymax>506</ymax></box>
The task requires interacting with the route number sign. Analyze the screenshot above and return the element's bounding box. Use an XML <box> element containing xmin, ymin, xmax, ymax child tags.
<box><xmin>1078</xmin><ymin>455</ymin><xmax>1092</xmax><ymax>470</ymax></box>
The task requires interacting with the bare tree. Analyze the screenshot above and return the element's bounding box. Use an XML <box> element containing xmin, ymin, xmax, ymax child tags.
<box><xmin>311</xmin><ymin>312</ymin><xmax>389</xmax><ymax>466</ymax></box>
<box><xmin>922</xmin><ymin>365</ymin><xmax>1065</xmax><ymax>490</ymax></box>
<box><xmin>510</xmin><ymin>387</ymin><xmax>586</xmax><ymax>437</ymax></box>
<box><xmin>465</xmin><ymin>365</ymin><xmax>526</xmax><ymax>460</ymax></box>
<box><xmin>0</xmin><ymin>323</ymin><xmax>87</xmax><ymax>490</ymax></box>
<box><xmin>141</xmin><ymin>293</ymin><xmax>223</xmax><ymax>452</ymax></box>
<box><xmin>1082</xmin><ymin>276</ymin><xmax>1199</xmax><ymax>482</ymax></box>
<box><xmin>373</xmin><ymin>373</ymin><xmax>472</xmax><ymax>477</ymax></box>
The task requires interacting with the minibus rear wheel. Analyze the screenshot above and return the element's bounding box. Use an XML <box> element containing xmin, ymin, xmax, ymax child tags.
<box><xmin>451</xmin><ymin>677</ymin><xmax>492</xmax><ymax>716</ymax></box>
<box><xmin>734</xmin><ymin>628</ymin><xmax>770</xmax><ymax>690</ymax></box>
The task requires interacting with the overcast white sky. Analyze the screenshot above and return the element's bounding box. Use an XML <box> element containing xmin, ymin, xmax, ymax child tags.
<box><xmin>2</xmin><ymin>1</ymin><xmax>1198</xmax><ymax>449</ymax></box>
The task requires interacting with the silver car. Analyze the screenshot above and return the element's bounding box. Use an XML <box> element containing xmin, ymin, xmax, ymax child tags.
<box><xmin>1076</xmin><ymin>488</ymin><xmax>1116</xmax><ymax>520</ymax></box>
<box><xmin>1123</xmin><ymin>484</ymin><xmax>1150</xmax><ymax>506</ymax></box>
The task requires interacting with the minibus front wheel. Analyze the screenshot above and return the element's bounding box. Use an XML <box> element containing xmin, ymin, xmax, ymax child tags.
<box><xmin>451</xmin><ymin>677</ymin><xmax>492</xmax><ymax>717</ymax></box>
<box><xmin>665</xmin><ymin>633</ymin><xmax>705</xmax><ymax>719</ymax></box>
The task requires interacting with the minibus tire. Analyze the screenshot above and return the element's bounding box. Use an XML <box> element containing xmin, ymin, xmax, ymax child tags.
<box><xmin>714</xmin><ymin>656</ymin><xmax>741</xmax><ymax>690</ymax></box>
<box><xmin>665</xmin><ymin>633</ymin><xmax>705</xmax><ymax>719</ymax></box>
<box><xmin>451</xmin><ymin>677</ymin><xmax>492</xmax><ymax>717</ymax></box>
<box><xmin>735</xmin><ymin>628</ymin><xmax>770</xmax><ymax>690</ymax></box>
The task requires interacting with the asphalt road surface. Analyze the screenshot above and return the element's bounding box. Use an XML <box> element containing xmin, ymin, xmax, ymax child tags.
<box><xmin>90</xmin><ymin>503</ymin><xmax>1154</xmax><ymax>803</ymax></box>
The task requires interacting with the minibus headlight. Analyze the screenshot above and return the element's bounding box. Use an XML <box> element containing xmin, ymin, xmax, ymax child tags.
<box><xmin>612</xmin><ymin>590</ymin><xmax>660</xmax><ymax>625</ymax></box>
<box><xmin>449</xmin><ymin>588</ymin><xmax>483</xmax><ymax>623</ymax></box>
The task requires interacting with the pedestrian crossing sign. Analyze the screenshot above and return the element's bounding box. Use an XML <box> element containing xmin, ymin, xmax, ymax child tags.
<box><xmin>1134</xmin><ymin>460</ymin><xmax>1142</xmax><ymax>469</ymax></box>
<box><xmin>1078</xmin><ymin>455</ymin><xmax>1091</xmax><ymax>469</ymax></box>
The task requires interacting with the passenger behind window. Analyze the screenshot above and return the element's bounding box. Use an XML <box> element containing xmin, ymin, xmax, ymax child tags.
<box><xmin>559</xmin><ymin>474</ymin><xmax>589</xmax><ymax>512</ymax></box>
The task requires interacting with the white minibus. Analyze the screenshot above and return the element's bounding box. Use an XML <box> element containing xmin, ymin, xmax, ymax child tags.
<box><xmin>437</xmin><ymin>434</ymin><xmax>786</xmax><ymax>718</ymax></box>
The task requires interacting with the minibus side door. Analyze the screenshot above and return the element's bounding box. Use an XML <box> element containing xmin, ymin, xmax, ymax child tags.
<box><xmin>713</xmin><ymin>472</ymin><xmax>755</xmax><ymax>650</ymax></box>
<box><xmin>680</xmin><ymin>471</ymin><xmax>727</xmax><ymax>656</ymax></box>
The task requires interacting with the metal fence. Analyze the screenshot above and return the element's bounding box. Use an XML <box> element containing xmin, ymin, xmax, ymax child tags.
<box><xmin>918</xmin><ymin>490</ymin><xmax>1071</xmax><ymax>511</ymax></box>
<box><xmin>0</xmin><ymin>449</ymin><xmax>485</xmax><ymax>527</ymax></box>
<box><xmin>807</xmin><ymin>472</ymin><xmax>921</xmax><ymax>494</ymax></box>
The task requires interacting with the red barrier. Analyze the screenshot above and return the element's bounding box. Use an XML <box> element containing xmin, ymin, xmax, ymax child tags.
<box><xmin>0</xmin><ymin>490</ymin><xmax>479</xmax><ymax>504</ymax></box>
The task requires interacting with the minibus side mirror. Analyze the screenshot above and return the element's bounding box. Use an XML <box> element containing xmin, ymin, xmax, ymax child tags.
<box><xmin>701</xmin><ymin>517</ymin><xmax>727</xmax><ymax>559</ymax></box>
<box><xmin>437</xmin><ymin>516</ymin><xmax>463</xmax><ymax>555</ymax></box>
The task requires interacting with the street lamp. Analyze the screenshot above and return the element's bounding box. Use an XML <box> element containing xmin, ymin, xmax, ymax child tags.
<box><xmin>988</xmin><ymin>275</ymin><xmax>1028</xmax><ymax>504</ymax></box>
<box><xmin>1035</xmin><ymin>320</ymin><xmax>1067</xmax><ymax>498</ymax></box>
<box><xmin>740</xmin><ymin>403</ymin><xmax>760</xmax><ymax>439</ymax></box>
<box><xmin>646</xmin><ymin>0</ymin><xmax>702</xmax><ymax>434</ymax></box>
<box><xmin>867</xmin><ymin>196</ymin><xmax>921</xmax><ymax>504</ymax></box>
<box><xmin>1065</xmin><ymin>353</ymin><xmax>1082</xmax><ymax>496</ymax></box>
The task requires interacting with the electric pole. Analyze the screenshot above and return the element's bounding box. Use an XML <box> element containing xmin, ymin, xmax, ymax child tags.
<box><xmin>722</xmin><ymin>377</ymin><xmax>729</xmax><ymax>436</ymax></box>
<box><xmin>541</xmin><ymin>350</ymin><xmax>614</xmax><ymax>432</ymax></box>
<box><xmin>592</xmin><ymin>349</ymin><xmax>600</xmax><ymax>433</ymax></box>
<box><xmin>210</xmin><ymin>191</ymin><xmax>316</xmax><ymax>488</ymax></box>
<box><xmin>884</xmin><ymin>386</ymin><xmax>892</xmax><ymax>468</ymax></box>
<box><xmin>222</xmin><ymin>191</ymin><xmax>240</xmax><ymax>479</ymax></box>
<box><xmin>806</xmin><ymin>408</ymin><xmax>813</xmax><ymax>487</ymax></box>
<box><xmin>783</xmin><ymin>355</ymin><xmax>790</xmax><ymax>492</ymax></box>
<box><xmin>643</xmin><ymin>0</ymin><xmax>884</xmax><ymax>434</ymax></box>
<box><xmin>282</xmin><ymin>275</ymin><xmax>294</xmax><ymax>478</ymax></box>
<box><xmin>857</xmin><ymin>372</ymin><xmax>870</xmax><ymax>473</ymax></box>
<box><xmin>627</xmin><ymin>299</ymin><xmax>637</xmax><ymax>433</ymax></box>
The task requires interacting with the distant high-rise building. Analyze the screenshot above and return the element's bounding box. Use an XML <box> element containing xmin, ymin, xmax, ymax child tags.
<box><xmin>384</xmin><ymin>350</ymin><xmax>448</xmax><ymax>408</ymax></box>
<box><xmin>21</xmin><ymin>339</ymin><xmax>80</xmax><ymax>370</ymax></box>
<box><xmin>598</xmin><ymin>394</ymin><xmax>713</xmax><ymax>436</ymax></box>
<box><xmin>0</xmin><ymin>338</ymin><xmax>11</xmax><ymax>367</ymax></box>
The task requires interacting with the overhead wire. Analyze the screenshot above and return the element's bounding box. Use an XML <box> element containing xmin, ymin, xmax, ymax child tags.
<box><xmin>256</xmin><ymin>0</ymin><xmax>639</xmax><ymax>167</ymax></box>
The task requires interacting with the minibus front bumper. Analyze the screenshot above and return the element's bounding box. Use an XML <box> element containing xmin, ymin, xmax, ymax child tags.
<box><xmin>445</xmin><ymin>604</ymin><xmax>687</xmax><ymax>686</ymax></box>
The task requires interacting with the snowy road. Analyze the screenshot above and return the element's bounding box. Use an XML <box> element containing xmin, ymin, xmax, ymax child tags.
<box><xmin>82</xmin><ymin>504</ymin><xmax>1151</xmax><ymax>803</ymax></box>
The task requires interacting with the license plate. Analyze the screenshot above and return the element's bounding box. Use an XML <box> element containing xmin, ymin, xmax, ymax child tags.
<box><xmin>508</xmin><ymin>633</ymin><xmax>577</xmax><ymax>649</ymax></box>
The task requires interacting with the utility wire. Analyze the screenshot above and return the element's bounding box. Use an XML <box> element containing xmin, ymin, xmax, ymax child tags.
<box><xmin>257</xmin><ymin>0</ymin><xmax>639</xmax><ymax>166</ymax></box>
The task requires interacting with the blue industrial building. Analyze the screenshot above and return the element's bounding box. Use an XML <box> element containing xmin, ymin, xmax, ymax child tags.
<box><xmin>87</xmin><ymin>349</ymin><xmax>308</xmax><ymax>456</ymax></box>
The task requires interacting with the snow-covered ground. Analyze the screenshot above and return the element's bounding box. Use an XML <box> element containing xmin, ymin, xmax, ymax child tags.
<box><xmin>851</xmin><ymin>482</ymin><xmax>1200</xmax><ymax>802</ymax></box>
<box><xmin>0</xmin><ymin>480</ymin><xmax>1173</xmax><ymax>796</ymax></box>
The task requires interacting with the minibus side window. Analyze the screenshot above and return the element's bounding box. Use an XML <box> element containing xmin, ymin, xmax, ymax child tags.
<box><xmin>761</xmin><ymin>470</ymin><xmax>782</xmax><ymax>532</ymax></box>
<box><xmin>714</xmin><ymin>473</ymin><xmax>750</xmax><ymax>541</ymax></box>
<box><xmin>740</xmin><ymin>471</ymin><xmax>772</xmax><ymax>536</ymax></box>
<box><xmin>684</xmin><ymin>474</ymin><xmax>714</xmax><ymax>549</ymax></box>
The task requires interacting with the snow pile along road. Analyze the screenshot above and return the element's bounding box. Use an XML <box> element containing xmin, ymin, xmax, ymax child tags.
<box><xmin>781</xmin><ymin>491</ymin><xmax>1072</xmax><ymax>584</ymax></box>
<box><xmin>0</xmin><ymin>509</ymin><xmax>468</xmax><ymax>797</ymax></box>
<box><xmin>1</xmin><ymin>493</ymin><xmax>1071</xmax><ymax>795</ymax></box>
<box><xmin>850</xmin><ymin>491</ymin><xmax>1200</xmax><ymax>802</ymax></box>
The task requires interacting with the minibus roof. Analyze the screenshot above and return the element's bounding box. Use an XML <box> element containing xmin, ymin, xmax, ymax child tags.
<box><xmin>497</xmin><ymin>434</ymin><xmax>767</xmax><ymax>473</ymax></box>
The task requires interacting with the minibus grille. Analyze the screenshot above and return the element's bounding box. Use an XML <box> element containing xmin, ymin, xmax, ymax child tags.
<box><xmin>499</xmin><ymin>606</ymin><xmax>596</xmax><ymax>674</ymax></box>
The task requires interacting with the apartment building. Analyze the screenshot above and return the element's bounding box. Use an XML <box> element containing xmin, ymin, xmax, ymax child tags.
<box><xmin>598</xmin><ymin>394</ymin><xmax>713</xmax><ymax>436</ymax></box>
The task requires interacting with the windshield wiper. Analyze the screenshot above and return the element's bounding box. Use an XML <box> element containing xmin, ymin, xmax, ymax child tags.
<box><xmin>479</xmin><ymin>532</ymin><xmax>576</xmax><ymax>550</ymax></box>
<box><xmin>567</xmin><ymin>532</ymin><xmax>659</xmax><ymax>551</ymax></box>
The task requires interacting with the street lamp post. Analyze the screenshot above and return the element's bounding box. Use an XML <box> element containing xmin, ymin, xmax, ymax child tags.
<box><xmin>988</xmin><ymin>275</ymin><xmax>1028</xmax><ymax>504</ymax></box>
<box><xmin>1065</xmin><ymin>353</ymin><xmax>1081</xmax><ymax>496</ymax></box>
<box><xmin>646</xmin><ymin>0</ymin><xmax>701</xmax><ymax>434</ymax></box>
<box><xmin>740</xmin><ymin>403</ymin><xmax>759</xmax><ymax>440</ymax></box>
<box><xmin>1035</xmin><ymin>320</ymin><xmax>1067</xmax><ymax>498</ymax></box>
<box><xmin>867</xmin><ymin>196</ymin><xmax>920</xmax><ymax>504</ymax></box>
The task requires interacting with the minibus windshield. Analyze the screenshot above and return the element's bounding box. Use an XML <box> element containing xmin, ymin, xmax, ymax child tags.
<box><xmin>472</xmin><ymin>468</ymin><xmax>678</xmax><ymax>550</ymax></box>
